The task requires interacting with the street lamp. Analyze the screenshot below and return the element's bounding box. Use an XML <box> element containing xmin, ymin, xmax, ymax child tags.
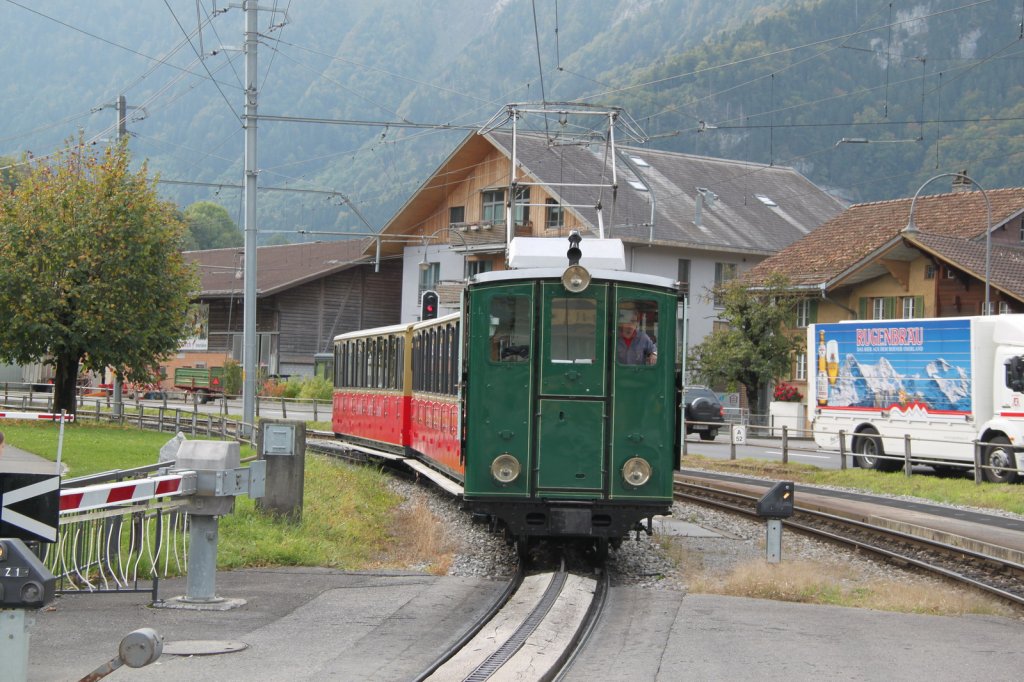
<box><xmin>905</xmin><ymin>172</ymin><xmax>992</xmax><ymax>314</ymax></box>
<box><xmin>418</xmin><ymin>226</ymin><xmax>469</xmax><ymax>271</ymax></box>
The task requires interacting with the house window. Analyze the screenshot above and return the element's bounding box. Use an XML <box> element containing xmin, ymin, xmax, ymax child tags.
<box><xmin>713</xmin><ymin>262</ymin><xmax>737</xmax><ymax>307</ymax></box>
<box><xmin>545</xmin><ymin>198</ymin><xmax>564</xmax><ymax>230</ymax></box>
<box><xmin>712</xmin><ymin>320</ymin><xmax>730</xmax><ymax>334</ymax></box>
<box><xmin>983</xmin><ymin>300</ymin><xmax>1011</xmax><ymax>315</ymax></box>
<box><xmin>1019</xmin><ymin>221</ymin><xmax>1024</xmax><ymax>243</ymax></box>
<box><xmin>944</xmin><ymin>266</ymin><xmax>957</xmax><ymax>279</ymax></box>
<box><xmin>924</xmin><ymin>264</ymin><xmax>936</xmax><ymax>279</ymax></box>
<box><xmin>795</xmin><ymin>352</ymin><xmax>807</xmax><ymax>381</ymax></box>
<box><xmin>513</xmin><ymin>187</ymin><xmax>530</xmax><ymax>224</ymax></box>
<box><xmin>482</xmin><ymin>189</ymin><xmax>504</xmax><ymax>223</ymax></box>
<box><xmin>449</xmin><ymin>206</ymin><xmax>465</xmax><ymax>224</ymax></box>
<box><xmin>872</xmin><ymin>297</ymin><xmax>886</xmax><ymax>320</ymax></box>
<box><xmin>901</xmin><ymin>296</ymin><xmax>916</xmax><ymax>319</ymax></box>
<box><xmin>677</xmin><ymin>259</ymin><xmax>690</xmax><ymax>296</ymax></box>
<box><xmin>795</xmin><ymin>300</ymin><xmax>811</xmax><ymax>328</ymax></box>
<box><xmin>465</xmin><ymin>259</ymin><xmax>492</xmax><ymax>278</ymax></box>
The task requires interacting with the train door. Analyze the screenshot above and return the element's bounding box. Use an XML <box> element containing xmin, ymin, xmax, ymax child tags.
<box><xmin>536</xmin><ymin>282</ymin><xmax>609</xmax><ymax>498</ymax></box>
<box><xmin>609</xmin><ymin>287</ymin><xmax>677</xmax><ymax>501</ymax></box>
<box><xmin>463</xmin><ymin>284</ymin><xmax>535</xmax><ymax>497</ymax></box>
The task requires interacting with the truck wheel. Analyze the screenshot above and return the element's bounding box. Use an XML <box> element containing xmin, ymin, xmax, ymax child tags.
<box><xmin>196</xmin><ymin>389</ymin><xmax>210</xmax><ymax>405</ymax></box>
<box><xmin>854</xmin><ymin>428</ymin><xmax>895</xmax><ymax>471</ymax></box>
<box><xmin>983</xmin><ymin>436</ymin><xmax>1019</xmax><ymax>484</ymax></box>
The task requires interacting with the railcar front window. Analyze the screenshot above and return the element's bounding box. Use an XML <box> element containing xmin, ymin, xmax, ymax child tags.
<box><xmin>489</xmin><ymin>295</ymin><xmax>532</xmax><ymax>363</ymax></box>
<box><xmin>616</xmin><ymin>299</ymin><xmax>659</xmax><ymax>366</ymax></box>
<box><xmin>551</xmin><ymin>298</ymin><xmax>596</xmax><ymax>364</ymax></box>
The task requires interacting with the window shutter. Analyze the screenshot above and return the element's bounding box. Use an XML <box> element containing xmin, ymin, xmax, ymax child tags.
<box><xmin>858</xmin><ymin>297</ymin><xmax>868</xmax><ymax>319</ymax></box>
<box><xmin>808</xmin><ymin>299</ymin><xmax>818</xmax><ymax>324</ymax></box>
<box><xmin>884</xmin><ymin>297</ymin><xmax>896</xmax><ymax>319</ymax></box>
<box><xmin>914</xmin><ymin>296</ymin><xmax>925</xmax><ymax>318</ymax></box>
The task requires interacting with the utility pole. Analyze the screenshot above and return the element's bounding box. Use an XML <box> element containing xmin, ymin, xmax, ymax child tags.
<box><xmin>242</xmin><ymin>1</ymin><xmax>259</xmax><ymax>437</ymax></box>
<box><xmin>112</xmin><ymin>94</ymin><xmax>128</xmax><ymax>418</ymax></box>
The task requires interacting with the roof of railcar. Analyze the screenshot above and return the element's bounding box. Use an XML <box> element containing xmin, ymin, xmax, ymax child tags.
<box><xmin>471</xmin><ymin>268</ymin><xmax>678</xmax><ymax>290</ymax></box>
<box><xmin>412</xmin><ymin>312</ymin><xmax>460</xmax><ymax>332</ymax></box>
<box><xmin>333</xmin><ymin>321</ymin><xmax>413</xmax><ymax>343</ymax></box>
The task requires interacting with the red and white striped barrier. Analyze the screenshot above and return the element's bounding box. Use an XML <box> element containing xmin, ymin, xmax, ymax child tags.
<box><xmin>59</xmin><ymin>473</ymin><xmax>196</xmax><ymax>514</ymax></box>
<box><xmin>0</xmin><ymin>411</ymin><xmax>75</xmax><ymax>422</ymax></box>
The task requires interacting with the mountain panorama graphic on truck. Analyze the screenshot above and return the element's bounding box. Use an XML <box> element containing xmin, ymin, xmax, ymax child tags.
<box><xmin>814</xmin><ymin>318</ymin><xmax>971</xmax><ymax>414</ymax></box>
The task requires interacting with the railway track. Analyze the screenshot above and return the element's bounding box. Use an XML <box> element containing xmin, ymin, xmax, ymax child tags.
<box><xmin>413</xmin><ymin>560</ymin><xmax>608</xmax><ymax>682</ymax></box>
<box><xmin>675</xmin><ymin>476</ymin><xmax>1024</xmax><ymax>609</ymax></box>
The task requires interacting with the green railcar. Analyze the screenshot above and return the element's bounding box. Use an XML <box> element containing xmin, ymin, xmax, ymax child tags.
<box><xmin>462</xmin><ymin>240</ymin><xmax>681</xmax><ymax>556</ymax></box>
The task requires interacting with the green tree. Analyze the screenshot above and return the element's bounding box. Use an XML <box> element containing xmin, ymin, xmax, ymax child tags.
<box><xmin>0</xmin><ymin>155</ymin><xmax>26</xmax><ymax>192</ymax></box>
<box><xmin>688</xmin><ymin>273</ymin><xmax>802</xmax><ymax>417</ymax></box>
<box><xmin>0</xmin><ymin>137</ymin><xmax>197</xmax><ymax>415</ymax></box>
<box><xmin>182</xmin><ymin>201</ymin><xmax>242</xmax><ymax>251</ymax></box>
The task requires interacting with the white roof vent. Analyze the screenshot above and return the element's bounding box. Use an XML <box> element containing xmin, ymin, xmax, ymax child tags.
<box><xmin>627</xmin><ymin>179</ymin><xmax>648</xmax><ymax>191</ymax></box>
<box><xmin>755</xmin><ymin>194</ymin><xmax>778</xmax><ymax>207</ymax></box>
<box><xmin>629</xmin><ymin>156</ymin><xmax>650</xmax><ymax>167</ymax></box>
<box><xmin>508</xmin><ymin>237</ymin><xmax>626</xmax><ymax>270</ymax></box>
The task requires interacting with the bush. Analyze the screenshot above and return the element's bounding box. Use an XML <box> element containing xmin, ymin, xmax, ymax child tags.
<box><xmin>258</xmin><ymin>374</ymin><xmax>333</xmax><ymax>401</ymax></box>
<box><xmin>222</xmin><ymin>359</ymin><xmax>243</xmax><ymax>395</ymax></box>
<box><xmin>298</xmin><ymin>376</ymin><xmax>333</xmax><ymax>401</ymax></box>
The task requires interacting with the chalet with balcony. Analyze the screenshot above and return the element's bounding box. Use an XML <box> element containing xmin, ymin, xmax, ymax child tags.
<box><xmin>370</xmin><ymin>129</ymin><xmax>843</xmax><ymax>361</ymax></box>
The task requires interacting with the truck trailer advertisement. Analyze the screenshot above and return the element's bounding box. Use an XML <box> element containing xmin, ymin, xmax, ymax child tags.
<box><xmin>813</xmin><ymin>318</ymin><xmax>972</xmax><ymax>415</ymax></box>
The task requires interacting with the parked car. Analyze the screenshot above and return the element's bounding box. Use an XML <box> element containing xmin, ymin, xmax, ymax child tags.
<box><xmin>684</xmin><ymin>386</ymin><xmax>725</xmax><ymax>440</ymax></box>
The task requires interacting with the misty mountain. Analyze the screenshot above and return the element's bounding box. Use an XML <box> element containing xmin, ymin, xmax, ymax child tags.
<box><xmin>3</xmin><ymin>1</ymin><xmax>1021</xmax><ymax>241</ymax></box>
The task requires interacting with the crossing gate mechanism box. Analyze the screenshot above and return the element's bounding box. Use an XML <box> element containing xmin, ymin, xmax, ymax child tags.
<box><xmin>171</xmin><ymin>441</ymin><xmax>265</xmax><ymax>515</ymax></box>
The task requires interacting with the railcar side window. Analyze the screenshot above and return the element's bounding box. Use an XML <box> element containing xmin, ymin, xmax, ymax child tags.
<box><xmin>489</xmin><ymin>296</ymin><xmax>532</xmax><ymax>363</ymax></box>
<box><xmin>550</xmin><ymin>297</ymin><xmax>596</xmax><ymax>364</ymax></box>
<box><xmin>616</xmin><ymin>299</ymin><xmax>659</xmax><ymax>366</ymax></box>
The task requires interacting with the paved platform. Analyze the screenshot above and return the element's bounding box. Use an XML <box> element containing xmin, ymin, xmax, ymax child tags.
<box><xmin>23</xmin><ymin>568</ymin><xmax>1023</xmax><ymax>681</ymax></box>
<box><xmin>8</xmin><ymin>445</ymin><xmax>1024</xmax><ymax>680</ymax></box>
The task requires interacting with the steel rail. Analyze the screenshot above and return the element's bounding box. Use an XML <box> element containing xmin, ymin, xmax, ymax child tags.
<box><xmin>410</xmin><ymin>562</ymin><xmax>526</xmax><ymax>682</ymax></box>
<box><xmin>549</xmin><ymin>568</ymin><xmax>610</xmax><ymax>682</ymax></box>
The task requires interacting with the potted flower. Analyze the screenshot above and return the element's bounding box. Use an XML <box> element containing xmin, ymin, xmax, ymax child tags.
<box><xmin>769</xmin><ymin>382</ymin><xmax>806</xmax><ymax>435</ymax></box>
<box><xmin>772</xmin><ymin>382</ymin><xmax>803</xmax><ymax>402</ymax></box>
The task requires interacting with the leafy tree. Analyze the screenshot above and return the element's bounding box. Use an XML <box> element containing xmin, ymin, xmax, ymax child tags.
<box><xmin>182</xmin><ymin>201</ymin><xmax>242</xmax><ymax>251</ymax></box>
<box><xmin>0</xmin><ymin>137</ymin><xmax>196</xmax><ymax>415</ymax></box>
<box><xmin>0</xmin><ymin>155</ymin><xmax>26</xmax><ymax>192</ymax></box>
<box><xmin>687</xmin><ymin>273</ymin><xmax>802</xmax><ymax>417</ymax></box>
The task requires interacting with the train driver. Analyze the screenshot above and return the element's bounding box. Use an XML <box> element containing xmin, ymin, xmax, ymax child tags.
<box><xmin>617</xmin><ymin>308</ymin><xmax>657</xmax><ymax>365</ymax></box>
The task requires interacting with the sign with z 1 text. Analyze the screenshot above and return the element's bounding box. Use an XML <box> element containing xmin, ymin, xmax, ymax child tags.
<box><xmin>0</xmin><ymin>473</ymin><xmax>60</xmax><ymax>542</ymax></box>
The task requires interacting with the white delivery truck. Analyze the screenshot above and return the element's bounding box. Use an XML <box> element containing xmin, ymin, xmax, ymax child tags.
<box><xmin>808</xmin><ymin>315</ymin><xmax>1024</xmax><ymax>483</ymax></box>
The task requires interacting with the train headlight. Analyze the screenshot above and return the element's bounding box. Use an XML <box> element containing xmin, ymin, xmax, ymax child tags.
<box><xmin>491</xmin><ymin>454</ymin><xmax>521</xmax><ymax>484</ymax></box>
<box><xmin>622</xmin><ymin>457</ymin><xmax>652</xmax><ymax>487</ymax></box>
<box><xmin>561</xmin><ymin>264</ymin><xmax>591</xmax><ymax>293</ymax></box>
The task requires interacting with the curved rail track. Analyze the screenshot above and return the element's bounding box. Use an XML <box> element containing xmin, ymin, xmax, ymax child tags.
<box><xmin>675</xmin><ymin>477</ymin><xmax>1024</xmax><ymax>608</ymax></box>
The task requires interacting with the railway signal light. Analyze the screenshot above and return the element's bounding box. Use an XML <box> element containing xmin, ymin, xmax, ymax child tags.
<box><xmin>421</xmin><ymin>290</ymin><xmax>439</xmax><ymax>320</ymax></box>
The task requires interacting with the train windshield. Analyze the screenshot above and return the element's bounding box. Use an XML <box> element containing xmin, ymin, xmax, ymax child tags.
<box><xmin>489</xmin><ymin>295</ymin><xmax>532</xmax><ymax>362</ymax></box>
<box><xmin>616</xmin><ymin>299</ymin><xmax>660</xmax><ymax>366</ymax></box>
<box><xmin>550</xmin><ymin>298</ymin><xmax>597</xmax><ymax>364</ymax></box>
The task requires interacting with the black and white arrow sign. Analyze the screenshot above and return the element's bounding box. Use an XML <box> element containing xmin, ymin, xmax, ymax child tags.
<box><xmin>0</xmin><ymin>473</ymin><xmax>60</xmax><ymax>543</ymax></box>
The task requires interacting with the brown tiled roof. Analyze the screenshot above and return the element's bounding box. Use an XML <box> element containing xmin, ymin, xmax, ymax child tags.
<box><xmin>186</xmin><ymin>238</ymin><xmax>375</xmax><ymax>297</ymax></box>
<box><xmin>744</xmin><ymin>188</ymin><xmax>1024</xmax><ymax>287</ymax></box>
<box><xmin>906</xmin><ymin>233</ymin><xmax>1024</xmax><ymax>300</ymax></box>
